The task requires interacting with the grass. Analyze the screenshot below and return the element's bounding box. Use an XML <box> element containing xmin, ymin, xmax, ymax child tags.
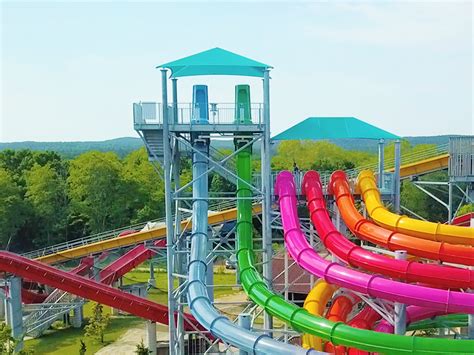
<box><xmin>24</xmin><ymin>317</ymin><xmax>142</xmax><ymax>355</ymax></box>
<box><xmin>23</xmin><ymin>269</ymin><xmax>239</xmax><ymax>354</ymax></box>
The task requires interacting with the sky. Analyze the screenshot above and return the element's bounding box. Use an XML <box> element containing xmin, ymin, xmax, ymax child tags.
<box><xmin>1</xmin><ymin>0</ymin><xmax>472</xmax><ymax>142</ymax></box>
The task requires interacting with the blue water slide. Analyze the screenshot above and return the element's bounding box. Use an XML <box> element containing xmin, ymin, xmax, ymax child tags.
<box><xmin>191</xmin><ymin>85</ymin><xmax>209</xmax><ymax>124</ymax></box>
<box><xmin>186</xmin><ymin>139</ymin><xmax>319</xmax><ymax>354</ymax></box>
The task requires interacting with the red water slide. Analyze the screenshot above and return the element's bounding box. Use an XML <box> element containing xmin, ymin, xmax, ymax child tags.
<box><xmin>21</xmin><ymin>256</ymin><xmax>94</xmax><ymax>303</ymax></box>
<box><xmin>0</xmin><ymin>251</ymin><xmax>201</xmax><ymax>330</ymax></box>
<box><xmin>302</xmin><ymin>171</ymin><xmax>474</xmax><ymax>289</ymax></box>
<box><xmin>99</xmin><ymin>239</ymin><xmax>165</xmax><ymax>285</ymax></box>
<box><xmin>329</xmin><ymin>171</ymin><xmax>474</xmax><ymax>266</ymax></box>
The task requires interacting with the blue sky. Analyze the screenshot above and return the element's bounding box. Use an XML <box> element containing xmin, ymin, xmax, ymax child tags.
<box><xmin>1</xmin><ymin>1</ymin><xmax>472</xmax><ymax>142</ymax></box>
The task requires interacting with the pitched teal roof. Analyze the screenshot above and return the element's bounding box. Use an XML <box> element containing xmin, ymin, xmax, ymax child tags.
<box><xmin>157</xmin><ymin>47</ymin><xmax>272</xmax><ymax>78</ymax></box>
<box><xmin>272</xmin><ymin>117</ymin><xmax>399</xmax><ymax>141</ymax></box>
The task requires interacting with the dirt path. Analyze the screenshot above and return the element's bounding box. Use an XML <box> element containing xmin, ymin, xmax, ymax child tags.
<box><xmin>95</xmin><ymin>323</ymin><xmax>168</xmax><ymax>355</ymax></box>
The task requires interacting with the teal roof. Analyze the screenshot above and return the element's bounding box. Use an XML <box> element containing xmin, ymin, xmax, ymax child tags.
<box><xmin>272</xmin><ymin>117</ymin><xmax>399</xmax><ymax>141</ymax></box>
<box><xmin>157</xmin><ymin>47</ymin><xmax>272</xmax><ymax>78</ymax></box>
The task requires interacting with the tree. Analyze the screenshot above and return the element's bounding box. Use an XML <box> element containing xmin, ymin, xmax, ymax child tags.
<box><xmin>68</xmin><ymin>151</ymin><xmax>131</xmax><ymax>233</ymax></box>
<box><xmin>122</xmin><ymin>148</ymin><xmax>164</xmax><ymax>223</ymax></box>
<box><xmin>84</xmin><ymin>303</ymin><xmax>110</xmax><ymax>343</ymax></box>
<box><xmin>0</xmin><ymin>169</ymin><xmax>28</xmax><ymax>249</ymax></box>
<box><xmin>135</xmin><ymin>339</ymin><xmax>151</xmax><ymax>355</ymax></box>
<box><xmin>25</xmin><ymin>164</ymin><xmax>68</xmax><ymax>246</ymax></box>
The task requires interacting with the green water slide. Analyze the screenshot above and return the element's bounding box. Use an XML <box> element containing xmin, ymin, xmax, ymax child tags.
<box><xmin>234</xmin><ymin>87</ymin><xmax>473</xmax><ymax>354</ymax></box>
<box><xmin>408</xmin><ymin>315</ymin><xmax>468</xmax><ymax>332</ymax></box>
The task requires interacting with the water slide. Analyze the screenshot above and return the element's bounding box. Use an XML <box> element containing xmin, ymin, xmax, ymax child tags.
<box><xmin>357</xmin><ymin>170</ymin><xmax>474</xmax><ymax>246</ymax></box>
<box><xmin>35</xmin><ymin>205</ymin><xmax>261</xmax><ymax>265</ymax></box>
<box><xmin>21</xmin><ymin>256</ymin><xmax>94</xmax><ymax>304</ymax></box>
<box><xmin>272</xmin><ymin>170</ymin><xmax>474</xmax><ymax>353</ymax></box>
<box><xmin>329</xmin><ymin>170</ymin><xmax>474</xmax><ymax>266</ymax></box>
<box><xmin>302</xmin><ymin>280</ymin><xmax>337</xmax><ymax>350</ymax></box>
<box><xmin>0</xmin><ymin>251</ymin><xmax>204</xmax><ymax>330</ymax></box>
<box><xmin>324</xmin><ymin>293</ymin><xmax>360</xmax><ymax>354</ymax></box>
<box><xmin>390</xmin><ymin>153</ymin><xmax>449</xmax><ymax>179</ymax></box>
<box><xmin>302</xmin><ymin>170</ymin><xmax>474</xmax><ymax>288</ymax></box>
<box><xmin>185</xmin><ymin>85</ymin><xmax>312</xmax><ymax>355</ymax></box>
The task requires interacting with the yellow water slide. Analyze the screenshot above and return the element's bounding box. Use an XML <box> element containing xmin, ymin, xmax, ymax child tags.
<box><xmin>389</xmin><ymin>154</ymin><xmax>449</xmax><ymax>179</ymax></box>
<box><xmin>301</xmin><ymin>279</ymin><xmax>338</xmax><ymax>350</ymax></box>
<box><xmin>357</xmin><ymin>170</ymin><xmax>473</xmax><ymax>246</ymax></box>
<box><xmin>36</xmin><ymin>205</ymin><xmax>262</xmax><ymax>264</ymax></box>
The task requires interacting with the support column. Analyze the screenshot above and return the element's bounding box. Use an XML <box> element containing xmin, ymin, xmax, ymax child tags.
<box><xmin>261</xmin><ymin>68</ymin><xmax>273</xmax><ymax>334</ymax></box>
<box><xmin>161</xmin><ymin>68</ymin><xmax>177</xmax><ymax>354</ymax></box>
<box><xmin>448</xmin><ymin>182</ymin><xmax>453</xmax><ymax>223</ymax></box>
<box><xmin>378</xmin><ymin>139</ymin><xmax>385</xmax><ymax>189</ymax></box>
<box><xmin>71</xmin><ymin>305</ymin><xmax>84</xmax><ymax>328</ymax></box>
<box><xmin>6</xmin><ymin>277</ymin><xmax>23</xmax><ymax>352</ymax></box>
<box><xmin>172</xmin><ymin>78</ymin><xmax>178</xmax><ymax>123</ymax></box>
<box><xmin>393</xmin><ymin>139</ymin><xmax>401</xmax><ymax>213</ymax></box>
<box><xmin>148</xmin><ymin>261</ymin><xmax>156</xmax><ymax>288</ymax></box>
<box><xmin>147</xmin><ymin>320</ymin><xmax>157</xmax><ymax>355</ymax></box>
<box><xmin>394</xmin><ymin>250</ymin><xmax>407</xmax><ymax>335</ymax></box>
<box><xmin>238</xmin><ymin>314</ymin><xmax>251</xmax><ymax>355</ymax></box>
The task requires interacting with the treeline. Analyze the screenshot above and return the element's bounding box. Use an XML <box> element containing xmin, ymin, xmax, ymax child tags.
<box><xmin>0</xmin><ymin>139</ymin><xmax>460</xmax><ymax>253</ymax></box>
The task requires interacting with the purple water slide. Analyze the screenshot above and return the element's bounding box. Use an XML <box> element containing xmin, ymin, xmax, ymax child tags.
<box><xmin>274</xmin><ymin>171</ymin><xmax>474</xmax><ymax>314</ymax></box>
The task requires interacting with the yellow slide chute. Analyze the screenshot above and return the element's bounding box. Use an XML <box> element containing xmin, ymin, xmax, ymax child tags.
<box><xmin>301</xmin><ymin>279</ymin><xmax>337</xmax><ymax>350</ymax></box>
<box><xmin>357</xmin><ymin>170</ymin><xmax>474</xmax><ymax>246</ymax></box>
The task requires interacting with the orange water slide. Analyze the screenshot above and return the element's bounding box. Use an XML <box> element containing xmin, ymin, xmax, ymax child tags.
<box><xmin>329</xmin><ymin>171</ymin><xmax>474</xmax><ymax>265</ymax></box>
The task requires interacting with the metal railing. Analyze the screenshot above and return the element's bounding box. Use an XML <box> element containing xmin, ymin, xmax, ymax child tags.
<box><xmin>22</xmin><ymin>198</ymin><xmax>245</xmax><ymax>260</ymax></box>
<box><xmin>449</xmin><ymin>136</ymin><xmax>474</xmax><ymax>179</ymax></box>
<box><xmin>133</xmin><ymin>102</ymin><xmax>264</xmax><ymax>126</ymax></box>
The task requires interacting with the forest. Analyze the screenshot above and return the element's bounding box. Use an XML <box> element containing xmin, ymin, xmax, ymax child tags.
<box><xmin>0</xmin><ymin>140</ymin><xmax>467</xmax><ymax>253</ymax></box>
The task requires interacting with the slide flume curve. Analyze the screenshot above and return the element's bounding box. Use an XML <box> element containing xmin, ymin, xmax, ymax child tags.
<box><xmin>271</xmin><ymin>170</ymin><xmax>474</xmax><ymax>353</ymax></box>
<box><xmin>357</xmin><ymin>170</ymin><xmax>474</xmax><ymax>246</ymax></box>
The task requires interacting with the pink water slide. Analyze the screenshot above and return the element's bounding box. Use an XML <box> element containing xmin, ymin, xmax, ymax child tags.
<box><xmin>274</xmin><ymin>171</ymin><xmax>474</xmax><ymax>314</ymax></box>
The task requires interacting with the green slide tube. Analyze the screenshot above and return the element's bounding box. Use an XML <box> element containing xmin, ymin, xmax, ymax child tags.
<box><xmin>408</xmin><ymin>314</ymin><xmax>468</xmax><ymax>332</ymax></box>
<box><xmin>235</xmin><ymin>153</ymin><xmax>474</xmax><ymax>353</ymax></box>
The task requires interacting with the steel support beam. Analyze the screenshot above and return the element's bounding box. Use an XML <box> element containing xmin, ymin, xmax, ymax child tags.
<box><xmin>394</xmin><ymin>250</ymin><xmax>407</xmax><ymax>335</ymax></box>
<box><xmin>261</xmin><ymin>69</ymin><xmax>273</xmax><ymax>334</ymax></box>
<box><xmin>161</xmin><ymin>69</ymin><xmax>178</xmax><ymax>354</ymax></box>
<box><xmin>393</xmin><ymin>139</ymin><xmax>401</xmax><ymax>213</ymax></box>
<box><xmin>378</xmin><ymin>139</ymin><xmax>385</xmax><ymax>188</ymax></box>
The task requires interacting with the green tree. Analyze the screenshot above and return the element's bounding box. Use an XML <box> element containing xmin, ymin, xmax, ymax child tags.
<box><xmin>68</xmin><ymin>151</ymin><xmax>131</xmax><ymax>233</ymax></box>
<box><xmin>122</xmin><ymin>148</ymin><xmax>164</xmax><ymax>223</ymax></box>
<box><xmin>84</xmin><ymin>303</ymin><xmax>110</xmax><ymax>343</ymax></box>
<box><xmin>25</xmin><ymin>164</ymin><xmax>68</xmax><ymax>246</ymax></box>
<box><xmin>135</xmin><ymin>339</ymin><xmax>151</xmax><ymax>355</ymax></box>
<box><xmin>0</xmin><ymin>169</ymin><xmax>28</xmax><ymax>249</ymax></box>
<box><xmin>457</xmin><ymin>203</ymin><xmax>474</xmax><ymax>216</ymax></box>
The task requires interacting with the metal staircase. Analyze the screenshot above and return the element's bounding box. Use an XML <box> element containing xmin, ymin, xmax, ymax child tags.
<box><xmin>142</xmin><ymin>130</ymin><xmax>164</xmax><ymax>162</ymax></box>
<box><xmin>23</xmin><ymin>289</ymin><xmax>84</xmax><ymax>338</ymax></box>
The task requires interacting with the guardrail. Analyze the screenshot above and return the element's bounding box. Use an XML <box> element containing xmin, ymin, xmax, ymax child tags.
<box><xmin>134</xmin><ymin>102</ymin><xmax>264</xmax><ymax>126</ymax></box>
<box><xmin>22</xmin><ymin>198</ymin><xmax>240</xmax><ymax>260</ymax></box>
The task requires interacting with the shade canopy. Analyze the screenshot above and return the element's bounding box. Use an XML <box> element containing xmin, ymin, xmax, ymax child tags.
<box><xmin>157</xmin><ymin>47</ymin><xmax>272</xmax><ymax>78</ymax></box>
<box><xmin>272</xmin><ymin>117</ymin><xmax>399</xmax><ymax>141</ymax></box>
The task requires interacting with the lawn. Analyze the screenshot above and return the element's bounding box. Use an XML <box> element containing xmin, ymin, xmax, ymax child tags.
<box><xmin>23</xmin><ymin>269</ymin><xmax>239</xmax><ymax>354</ymax></box>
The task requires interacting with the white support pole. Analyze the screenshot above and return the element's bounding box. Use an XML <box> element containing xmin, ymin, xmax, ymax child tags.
<box><xmin>172</xmin><ymin>78</ymin><xmax>178</xmax><ymax>123</ymax></box>
<box><xmin>393</xmin><ymin>139</ymin><xmax>401</xmax><ymax>213</ymax></box>
<box><xmin>71</xmin><ymin>305</ymin><xmax>84</xmax><ymax>328</ymax></box>
<box><xmin>238</xmin><ymin>314</ymin><xmax>251</xmax><ymax>355</ymax></box>
<box><xmin>448</xmin><ymin>182</ymin><xmax>453</xmax><ymax>223</ymax></box>
<box><xmin>148</xmin><ymin>261</ymin><xmax>156</xmax><ymax>288</ymax></box>
<box><xmin>394</xmin><ymin>250</ymin><xmax>407</xmax><ymax>335</ymax></box>
<box><xmin>6</xmin><ymin>277</ymin><xmax>23</xmax><ymax>352</ymax></box>
<box><xmin>261</xmin><ymin>68</ymin><xmax>273</xmax><ymax>334</ymax></box>
<box><xmin>161</xmin><ymin>69</ymin><xmax>177</xmax><ymax>353</ymax></box>
<box><xmin>147</xmin><ymin>320</ymin><xmax>157</xmax><ymax>355</ymax></box>
<box><xmin>378</xmin><ymin>139</ymin><xmax>385</xmax><ymax>188</ymax></box>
